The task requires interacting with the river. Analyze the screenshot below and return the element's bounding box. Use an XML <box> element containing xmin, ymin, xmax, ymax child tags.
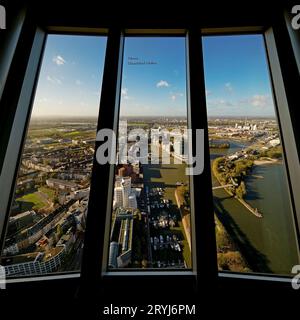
<box><xmin>211</xmin><ymin>140</ymin><xmax>299</xmax><ymax>275</ymax></box>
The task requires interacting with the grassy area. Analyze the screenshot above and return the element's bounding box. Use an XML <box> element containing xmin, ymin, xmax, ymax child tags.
<box><xmin>172</xmin><ymin>222</ymin><xmax>192</xmax><ymax>268</ymax></box>
<box><xmin>260</xmin><ymin>145</ymin><xmax>282</xmax><ymax>159</ymax></box>
<box><xmin>215</xmin><ymin>216</ymin><xmax>250</xmax><ymax>272</ymax></box>
<box><xmin>175</xmin><ymin>185</ymin><xmax>185</xmax><ymax>206</ymax></box>
<box><xmin>28</xmin><ymin>128</ymin><xmax>96</xmax><ymax>141</ymax></box>
<box><xmin>17</xmin><ymin>192</ymin><xmax>47</xmax><ymax>210</ymax></box>
<box><xmin>62</xmin><ymin>131</ymin><xmax>81</xmax><ymax>137</ymax></box>
<box><xmin>28</xmin><ymin>128</ymin><xmax>58</xmax><ymax>138</ymax></box>
<box><xmin>39</xmin><ymin>186</ymin><xmax>56</xmax><ymax>200</ymax></box>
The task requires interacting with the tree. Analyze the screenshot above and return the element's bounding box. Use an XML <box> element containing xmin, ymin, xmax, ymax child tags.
<box><xmin>53</xmin><ymin>196</ymin><xmax>59</xmax><ymax>205</ymax></box>
<box><xmin>235</xmin><ymin>181</ymin><xmax>246</xmax><ymax>199</ymax></box>
<box><xmin>141</xmin><ymin>259</ymin><xmax>148</xmax><ymax>268</ymax></box>
<box><xmin>56</xmin><ymin>224</ymin><xmax>63</xmax><ymax>238</ymax></box>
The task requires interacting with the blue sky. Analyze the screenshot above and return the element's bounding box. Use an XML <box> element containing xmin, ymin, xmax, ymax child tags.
<box><xmin>32</xmin><ymin>34</ymin><xmax>276</xmax><ymax>118</ymax></box>
<box><xmin>203</xmin><ymin>35</ymin><xmax>275</xmax><ymax>117</ymax></box>
<box><xmin>32</xmin><ymin>35</ymin><xmax>107</xmax><ymax>117</ymax></box>
<box><xmin>120</xmin><ymin>37</ymin><xmax>187</xmax><ymax>117</ymax></box>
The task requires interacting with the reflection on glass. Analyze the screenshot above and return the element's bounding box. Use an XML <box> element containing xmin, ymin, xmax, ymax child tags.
<box><xmin>202</xmin><ymin>35</ymin><xmax>299</xmax><ymax>275</ymax></box>
<box><xmin>108</xmin><ymin>37</ymin><xmax>192</xmax><ymax>269</ymax></box>
<box><xmin>1</xmin><ymin>35</ymin><xmax>107</xmax><ymax>277</ymax></box>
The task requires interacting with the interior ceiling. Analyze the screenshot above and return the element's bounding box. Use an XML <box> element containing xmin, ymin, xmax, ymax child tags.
<box><xmin>5</xmin><ymin>0</ymin><xmax>291</xmax><ymax>29</ymax></box>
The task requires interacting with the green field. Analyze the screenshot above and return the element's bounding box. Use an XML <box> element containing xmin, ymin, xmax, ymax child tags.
<box><xmin>17</xmin><ymin>192</ymin><xmax>47</xmax><ymax>210</ymax></box>
<box><xmin>39</xmin><ymin>186</ymin><xmax>56</xmax><ymax>200</ymax></box>
<box><xmin>62</xmin><ymin>131</ymin><xmax>81</xmax><ymax>137</ymax></box>
<box><xmin>28</xmin><ymin>128</ymin><xmax>58</xmax><ymax>138</ymax></box>
<box><xmin>174</xmin><ymin>222</ymin><xmax>192</xmax><ymax>268</ymax></box>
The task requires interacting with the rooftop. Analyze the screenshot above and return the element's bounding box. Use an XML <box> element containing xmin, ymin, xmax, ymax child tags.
<box><xmin>1</xmin><ymin>247</ymin><xmax>64</xmax><ymax>266</ymax></box>
<box><xmin>46</xmin><ymin>178</ymin><xmax>78</xmax><ymax>188</ymax></box>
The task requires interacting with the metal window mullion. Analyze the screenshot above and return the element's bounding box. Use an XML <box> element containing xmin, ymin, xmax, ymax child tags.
<box><xmin>264</xmin><ymin>27</ymin><xmax>300</xmax><ymax>250</ymax></box>
<box><xmin>186</xmin><ymin>29</ymin><xmax>218</xmax><ymax>290</ymax></box>
<box><xmin>79</xmin><ymin>28</ymin><xmax>124</xmax><ymax>294</ymax></box>
<box><xmin>0</xmin><ymin>27</ymin><xmax>46</xmax><ymax>251</ymax></box>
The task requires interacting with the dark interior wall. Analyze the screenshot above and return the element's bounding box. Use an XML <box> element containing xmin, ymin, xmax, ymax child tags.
<box><xmin>2</xmin><ymin>0</ymin><xmax>292</xmax><ymax>29</ymax></box>
<box><xmin>26</xmin><ymin>2</ymin><xmax>284</xmax><ymax>29</ymax></box>
<box><xmin>0</xmin><ymin>1</ymin><xmax>299</xmax><ymax>315</ymax></box>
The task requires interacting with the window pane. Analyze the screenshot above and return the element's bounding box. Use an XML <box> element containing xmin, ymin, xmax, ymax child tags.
<box><xmin>108</xmin><ymin>37</ymin><xmax>192</xmax><ymax>270</ymax></box>
<box><xmin>1</xmin><ymin>35</ymin><xmax>106</xmax><ymax>277</ymax></box>
<box><xmin>202</xmin><ymin>35</ymin><xmax>299</xmax><ymax>275</ymax></box>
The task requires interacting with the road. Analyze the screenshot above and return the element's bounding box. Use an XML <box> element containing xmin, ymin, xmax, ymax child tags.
<box><xmin>144</xmin><ymin>186</ymin><xmax>153</xmax><ymax>266</ymax></box>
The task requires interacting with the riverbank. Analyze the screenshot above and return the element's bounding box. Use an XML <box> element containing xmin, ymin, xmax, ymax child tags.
<box><xmin>254</xmin><ymin>158</ymin><xmax>281</xmax><ymax>166</ymax></box>
<box><xmin>236</xmin><ymin>197</ymin><xmax>263</xmax><ymax>218</ymax></box>
<box><xmin>209</xmin><ymin>142</ymin><xmax>230</xmax><ymax>149</ymax></box>
<box><xmin>215</xmin><ymin>216</ymin><xmax>251</xmax><ymax>272</ymax></box>
<box><xmin>210</xmin><ymin>143</ymin><xmax>299</xmax><ymax>274</ymax></box>
<box><xmin>212</xmin><ymin>158</ymin><xmax>263</xmax><ymax>218</ymax></box>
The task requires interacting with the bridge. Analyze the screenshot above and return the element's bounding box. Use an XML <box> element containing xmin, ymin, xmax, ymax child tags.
<box><xmin>212</xmin><ymin>177</ymin><xmax>238</xmax><ymax>190</ymax></box>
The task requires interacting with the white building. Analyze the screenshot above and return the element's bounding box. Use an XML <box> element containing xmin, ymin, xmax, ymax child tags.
<box><xmin>113</xmin><ymin>177</ymin><xmax>137</xmax><ymax>209</ymax></box>
<box><xmin>121</xmin><ymin>179</ymin><xmax>131</xmax><ymax>207</ymax></box>
<box><xmin>73</xmin><ymin>187</ymin><xmax>90</xmax><ymax>200</ymax></box>
<box><xmin>114</xmin><ymin>186</ymin><xmax>123</xmax><ymax>208</ymax></box>
<box><xmin>128</xmin><ymin>193</ymin><xmax>137</xmax><ymax>209</ymax></box>
<box><xmin>2</xmin><ymin>247</ymin><xmax>65</xmax><ymax>277</ymax></box>
<box><xmin>173</xmin><ymin>134</ymin><xmax>188</xmax><ymax>162</ymax></box>
<box><xmin>269</xmin><ymin>138</ymin><xmax>280</xmax><ymax>147</ymax></box>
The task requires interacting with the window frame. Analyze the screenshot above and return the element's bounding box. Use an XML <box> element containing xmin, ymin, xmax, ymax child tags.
<box><xmin>201</xmin><ymin>26</ymin><xmax>300</xmax><ymax>279</ymax></box>
<box><xmin>0</xmin><ymin>9</ymin><xmax>298</xmax><ymax>293</ymax></box>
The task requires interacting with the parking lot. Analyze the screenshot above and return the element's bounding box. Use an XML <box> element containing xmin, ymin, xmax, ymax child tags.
<box><xmin>146</xmin><ymin>186</ymin><xmax>186</xmax><ymax>268</ymax></box>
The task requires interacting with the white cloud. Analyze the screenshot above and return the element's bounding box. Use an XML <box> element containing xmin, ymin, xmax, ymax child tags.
<box><xmin>156</xmin><ymin>80</ymin><xmax>170</xmax><ymax>88</ymax></box>
<box><xmin>121</xmin><ymin>88</ymin><xmax>131</xmax><ymax>100</ymax></box>
<box><xmin>121</xmin><ymin>88</ymin><xmax>128</xmax><ymax>96</ymax></box>
<box><xmin>37</xmin><ymin>97</ymin><xmax>48</xmax><ymax>103</ymax></box>
<box><xmin>207</xmin><ymin>98</ymin><xmax>234</xmax><ymax>108</ymax></box>
<box><xmin>225</xmin><ymin>82</ymin><xmax>233</xmax><ymax>92</ymax></box>
<box><xmin>47</xmin><ymin>75</ymin><xmax>62</xmax><ymax>85</ymax></box>
<box><xmin>207</xmin><ymin>94</ymin><xmax>272</xmax><ymax>110</ymax></box>
<box><xmin>238</xmin><ymin>95</ymin><xmax>272</xmax><ymax>108</ymax></box>
<box><xmin>170</xmin><ymin>92</ymin><xmax>184</xmax><ymax>101</ymax></box>
<box><xmin>206</xmin><ymin>90</ymin><xmax>212</xmax><ymax>96</ymax></box>
<box><xmin>75</xmin><ymin>80</ymin><xmax>83</xmax><ymax>86</ymax></box>
<box><xmin>250</xmin><ymin>95</ymin><xmax>270</xmax><ymax>107</ymax></box>
<box><xmin>53</xmin><ymin>55</ymin><xmax>66</xmax><ymax>66</ymax></box>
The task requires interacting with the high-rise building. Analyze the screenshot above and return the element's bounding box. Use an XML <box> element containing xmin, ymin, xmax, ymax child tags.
<box><xmin>108</xmin><ymin>242</ymin><xmax>119</xmax><ymax>268</ymax></box>
<box><xmin>113</xmin><ymin>176</ymin><xmax>136</xmax><ymax>209</ymax></box>
<box><xmin>113</xmin><ymin>187</ymin><xmax>123</xmax><ymax>208</ymax></box>
<box><xmin>173</xmin><ymin>134</ymin><xmax>188</xmax><ymax>162</ymax></box>
<box><xmin>128</xmin><ymin>193</ymin><xmax>137</xmax><ymax>209</ymax></box>
<box><xmin>121</xmin><ymin>178</ymin><xmax>131</xmax><ymax>207</ymax></box>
